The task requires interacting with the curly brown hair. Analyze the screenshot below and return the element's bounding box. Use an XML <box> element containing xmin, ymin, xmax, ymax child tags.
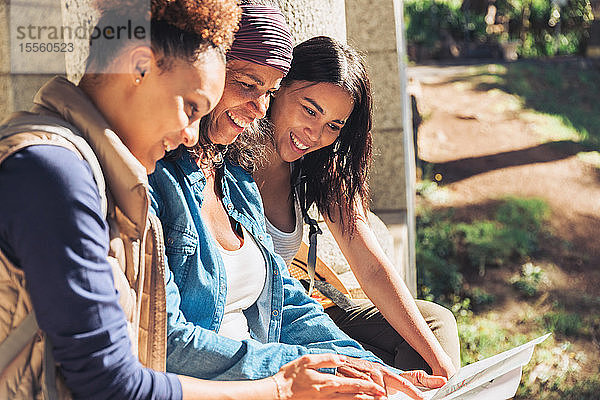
<box><xmin>87</xmin><ymin>0</ymin><xmax>240</xmax><ymax>71</ymax></box>
<box><xmin>151</xmin><ymin>0</ymin><xmax>240</xmax><ymax>49</ymax></box>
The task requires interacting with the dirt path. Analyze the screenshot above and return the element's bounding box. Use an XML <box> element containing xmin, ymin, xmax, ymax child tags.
<box><xmin>409</xmin><ymin>61</ymin><xmax>600</xmax><ymax>374</ymax></box>
<box><xmin>410</xmin><ymin>61</ymin><xmax>599</xmax><ymax>273</ymax></box>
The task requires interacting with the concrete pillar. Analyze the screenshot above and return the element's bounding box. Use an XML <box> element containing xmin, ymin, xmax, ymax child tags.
<box><xmin>345</xmin><ymin>0</ymin><xmax>406</xmax><ymax>211</ymax></box>
<box><xmin>345</xmin><ymin>0</ymin><xmax>416</xmax><ymax>294</ymax></box>
<box><xmin>588</xmin><ymin>0</ymin><xmax>600</xmax><ymax>58</ymax></box>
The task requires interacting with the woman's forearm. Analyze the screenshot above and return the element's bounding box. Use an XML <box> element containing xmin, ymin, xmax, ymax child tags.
<box><xmin>180</xmin><ymin>353</ymin><xmax>390</xmax><ymax>400</ymax></box>
<box><xmin>354</xmin><ymin>254</ymin><xmax>453</xmax><ymax>373</ymax></box>
<box><xmin>179</xmin><ymin>375</ymin><xmax>277</xmax><ymax>400</ymax></box>
<box><xmin>326</xmin><ymin>212</ymin><xmax>455</xmax><ymax>375</ymax></box>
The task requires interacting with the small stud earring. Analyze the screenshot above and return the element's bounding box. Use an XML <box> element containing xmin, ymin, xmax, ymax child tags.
<box><xmin>135</xmin><ymin>77</ymin><xmax>141</xmax><ymax>84</ymax></box>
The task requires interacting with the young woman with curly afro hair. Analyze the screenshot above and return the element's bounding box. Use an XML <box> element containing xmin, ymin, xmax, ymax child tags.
<box><xmin>0</xmin><ymin>1</ymin><xmax>387</xmax><ymax>399</ymax></box>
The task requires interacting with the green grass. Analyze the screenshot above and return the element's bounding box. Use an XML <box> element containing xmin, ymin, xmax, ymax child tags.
<box><xmin>458</xmin><ymin>315</ymin><xmax>528</xmax><ymax>364</ymax></box>
<box><xmin>540</xmin><ymin>311</ymin><xmax>583</xmax><ymax>337</ymax></box>
<box><xmin>545</xmin><ymin>375</ymin><xmax>600</xmax><ymax>400</ymax></box>
<box><xmin>416</xmin><ymin>196</ymin><xmax>551</xmax><ymax>302</ymax></box>
<box><xmin>577</xmin><ymin>151</ymin><xmax>600</xmax><ymax>169</ymax></box>
<box><xmin>458</xmin><ymin>313</ymin><xmax>597</xmax><ymax>399</ymax></box>
<box><xmin>473</xmin><ymin>61</ymin><xmax>600</xmax><ymax>147</ymax></box>
<box><xmin>521</xmin><ymin>111</ymin><xmax>582</xmax><ymax>142</ymax></box>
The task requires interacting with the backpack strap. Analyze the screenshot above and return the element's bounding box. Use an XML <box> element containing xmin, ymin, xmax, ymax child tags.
<box><xmin>0</xmin><ymin>313</ymin><xmax>39</xmax><ymax>374</ymax></box>
<box><xmin>291</xmin><ymin>159</ymin><xmax>322</xmax><ymax>296</ymax></box>
<box><xmin>0</xmin><ymin>313</ymin><xmax>60</xmax><ymax>400</ymax></box>
<box><xmin>0</xmin><ymin>113</ymin><xmax>107</xmax><ymax>219</ymax></box>
<box><xmin>291</xmin><ymin>242</ymin><xmax>358</xmax><ymax>312</ymax></box>
<box><xmin>43</xmin><ymin>335</ymin><xmax>59</xmax><ymax>400</ymax></box>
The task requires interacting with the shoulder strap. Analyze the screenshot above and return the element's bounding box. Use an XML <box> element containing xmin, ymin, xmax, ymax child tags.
<box><xmin>0</xmin><ymin>312</ymin><xmax>61</xmax><ymax>400</ymax></box>
<box><xmin>0</xmin><ymin>113</ymin><xmax>107</xmax><ymax>219</ymax></box>
<box><xmin>291</xmin><ymin>242</ymin><xmax>357</xmax><ymax>312</ymax></box>
<box><xmin>0</xmin><ymin>313</ymin><xmax>38</xmax><ymax>373</ymax></box>
<box><xmin>291</xmin><ymin>159</ymin><xmax>322</xmax><ymax>296</ymax></box>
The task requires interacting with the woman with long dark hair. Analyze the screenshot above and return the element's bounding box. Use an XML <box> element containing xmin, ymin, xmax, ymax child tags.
<box><xmin>249</xmin><ymin>36</ymin><xmax>461</xmax><ymax>378</ymax></box>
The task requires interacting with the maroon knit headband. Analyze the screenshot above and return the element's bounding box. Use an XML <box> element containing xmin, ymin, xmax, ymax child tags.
<box><xmin>227</xmin><ymin>5</ymin><xmax>293</xmax><ymax>75</ymax></box>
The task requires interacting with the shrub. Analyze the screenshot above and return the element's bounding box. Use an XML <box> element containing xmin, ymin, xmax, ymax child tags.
<box><xmin>404</xmin><ymin>0</ymin><xmax>594</xmax><ymax>59</ymax></box>
<box><xmin>416</xmin><ymin>197</ymin><xmax>550</xmax><ymax>301</ymax></box>
<box><xmin>416</xmin><ymin>210</ymin><xmax>463</xmax><ymax>301</ymax></box>
<box><xmin>555</xmin><ymin>375</ymin><xmax>600</xmax><ymax>400</ymax></box>
<box><xmin>498</xmin><ymin>0</ymin><xmax>594</xmax><ymax>57</ymax></box>
<box><xmin>511</xmin><ymin>262</ymin><xmax>548</xmax><ymax>297</ymax></box>
<box><xmin>468</xmin><ymin>287</ymin><xmax>496</xmax><ymax>309</ymax></box>
<box><xmin>456</xmin><ymin>221</ymin><xmax>511</xmax><ymax>275</ymax></box>
<box><xmin>417</xmin><ymin>247</ymin><xmax>463</xmax><ymax>304</ymax></box>
<box><xmin>495</xmin><ymin>196</ymin><xmax>549</xmax><ymax>233</ymax></box>
<box><xmin>405</xmin><ymin>0</ymin><xmax>487</xmax><ymax>58</ymax></box>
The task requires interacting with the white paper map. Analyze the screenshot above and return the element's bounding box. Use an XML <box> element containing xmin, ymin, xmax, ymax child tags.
<box><xmin>391</xmin><ymin>333</ymin><xmax>551</xmax><ymax>400</ymax></box>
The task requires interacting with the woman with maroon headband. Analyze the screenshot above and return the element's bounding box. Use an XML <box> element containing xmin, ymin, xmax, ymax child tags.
<box><xmin>149</xmin><ymin>2</ymin><xmax>447</xmax><ymax>399</ymax></box>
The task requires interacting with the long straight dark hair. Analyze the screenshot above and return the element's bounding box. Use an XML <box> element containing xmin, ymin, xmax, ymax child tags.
<box><xmin>285</xmin><ymin>36</ymin><xmax>373</xmax><ymax>233</ymax></box>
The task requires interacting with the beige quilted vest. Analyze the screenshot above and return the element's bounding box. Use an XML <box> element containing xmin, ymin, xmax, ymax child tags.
<box><xmin>0</xmin><ymin>77</ymin><xmax>168</xmax><ymax>399</ymax></box>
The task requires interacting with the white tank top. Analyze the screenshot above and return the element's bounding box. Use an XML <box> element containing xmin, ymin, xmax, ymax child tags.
<box><xmin>216</xmin><ymin>226</ymin><xmax>266</xmax><ymax>341</ymax></box>
<box><xmin>265</xmin><ymin>199</ymin><xmax>304</xmax><ymax>266</ymax></box>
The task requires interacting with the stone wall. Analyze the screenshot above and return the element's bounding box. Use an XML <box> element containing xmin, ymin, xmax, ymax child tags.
<box><xmin>274</xmin><ymin>0</ymin><xmax>346</xmax><ymax>44</ymax></box>
<box><xmin>0</xmin><ymin>1</ymin><xmax>69</xmax><ymax>117</ymax></box>
<box><xmin>344</xmin><ymin>0</ymin><xmax>415</xmax><ymax>292</ymax></box>
<box><xmin>1</xmin><ymin>1</ymin><xmax>11</xmax><ymax>116</ymax></box>
<box><xmin>62</xmin><ymin>0</ymin><xmax>98</xmax><ymax>83</ymax></box>
<box><xmin>345</xmin><ymin>0</ymin><xmax>408</xmax><ymax>212</ymax></box>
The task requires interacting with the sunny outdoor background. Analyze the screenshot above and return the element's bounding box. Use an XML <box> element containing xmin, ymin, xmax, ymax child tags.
<box><xmin>405</xmin><ymin>1</ymin><xmax>600</xmax><ymax>398</ymax></box>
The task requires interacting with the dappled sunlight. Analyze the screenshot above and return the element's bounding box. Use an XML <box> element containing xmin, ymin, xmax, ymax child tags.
<box><xmin>521</xmin><ymin>111</ymin><xmax>583</xmax><ymax>142</ymax></box>
<box><xmin>472</xmin><ymin>60</ymin><xmax>600</xmax><ymax>146</ymax></box>
<box><xmin>577</xmin><ymin>151</ymin><xmax>600</xmax><ymax>169</ymax></box>
<box><xmin>418</xmin><ymin>60</ymin><xmax>600</xmax><ymax>147</ymax></box>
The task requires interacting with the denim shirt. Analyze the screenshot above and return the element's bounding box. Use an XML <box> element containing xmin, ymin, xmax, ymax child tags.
<box><xmin>148</xmin><ymin>152</ymin><xmax>382</xmax><ymax>380</ymax></box>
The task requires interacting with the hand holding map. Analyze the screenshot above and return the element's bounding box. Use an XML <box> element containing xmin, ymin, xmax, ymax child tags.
<box><xmin>391</xmin><ymin>333</ymin><xmax>551</xmax><ymax>400</ymax></box>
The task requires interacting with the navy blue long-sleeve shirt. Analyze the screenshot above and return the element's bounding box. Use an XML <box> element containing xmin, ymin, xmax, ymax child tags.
<box><xmin>0</xmin><ymin>145</ymin><xmax>182</xmax><ymax>399</ymax></box>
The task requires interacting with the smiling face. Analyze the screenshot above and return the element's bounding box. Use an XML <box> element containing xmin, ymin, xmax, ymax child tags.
<box><xmin>121</xmin><ymin>49</ymin><xmax>226</xmax><ymax>172</ymax></box>
<box><xmin>269</xmin><ymin>81</ymin><xmax>354</xmax><ymax>163</ymax></box>
<box><xmin>206</xmin><ymin>60</ymin><xmax>284</xmax><ymax>145</ymax></box>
